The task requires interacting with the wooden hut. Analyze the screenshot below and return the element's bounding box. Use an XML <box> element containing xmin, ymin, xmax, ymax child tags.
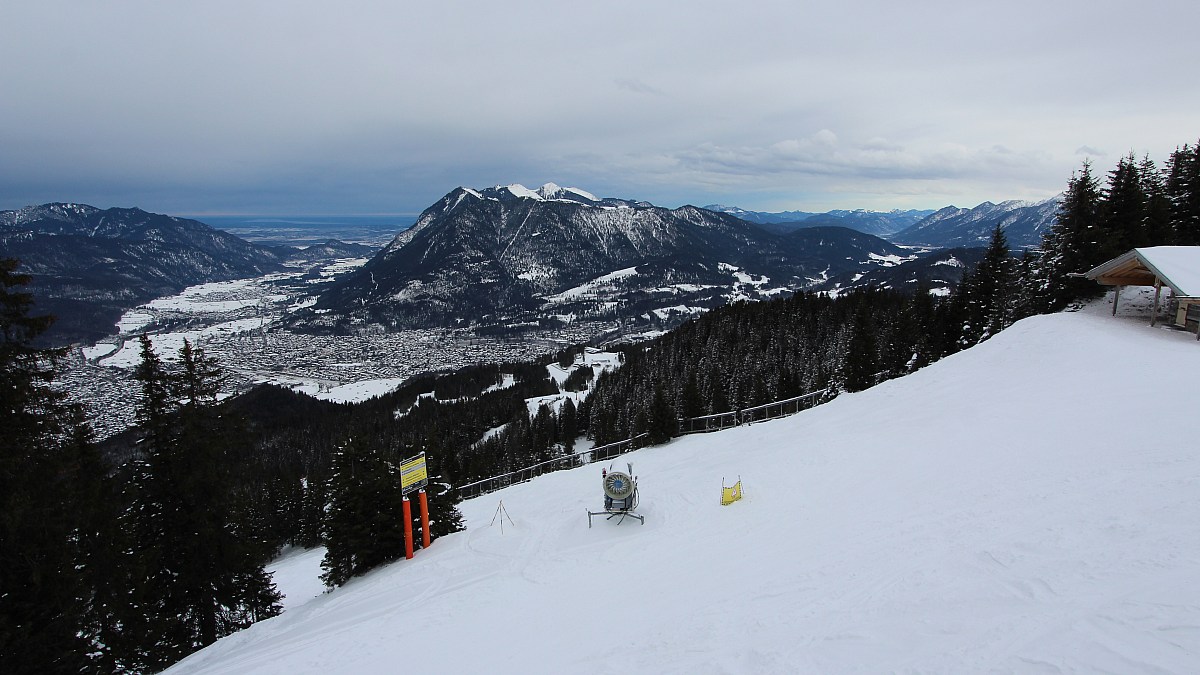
<box><xmin>1082</xmin><ymin>246</ymin><xmax>1200</xmax><ymax>335</ymax></box>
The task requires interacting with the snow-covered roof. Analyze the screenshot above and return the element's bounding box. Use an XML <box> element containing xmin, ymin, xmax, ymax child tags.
<box><xmin>1083</xmin><ymin>246</ymin><xmax>1200</xmax><ymax>297</ymax></box>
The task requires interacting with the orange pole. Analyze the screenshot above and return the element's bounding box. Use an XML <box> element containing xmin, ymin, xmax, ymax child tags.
<box><xmin>419</xmin><ymin>489</ymin><xmax>431</xmax><ymax>549</ymax></box>
<box><xmin>402</xmin><ymin>496</ymin><xmax>414</xmax><ymax>560</ymax></box>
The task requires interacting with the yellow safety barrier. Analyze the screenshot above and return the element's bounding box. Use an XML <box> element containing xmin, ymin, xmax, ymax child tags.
<box><xmin>721</xmin><ymin>479</ymin><xmax>743</xmax><ymax>505</ymax></box>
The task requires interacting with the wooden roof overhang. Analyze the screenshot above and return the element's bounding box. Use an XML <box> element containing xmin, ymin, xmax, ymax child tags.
<box><xmin>1088</xmin><ymin>255</ymin><xmax>1161</xmax><ymax>288</ymax></box>
<box><xmin>1089</xmin><ymin>255</ymin><xmax>1161</xmax><ymax>284</ymax></box>
<box><xmin>1081</xmin><ymin>247</ymin><xmax>1200</xmax><ymax>332</ymax></box>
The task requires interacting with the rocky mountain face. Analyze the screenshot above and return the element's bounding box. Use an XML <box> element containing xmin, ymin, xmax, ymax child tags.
<box><xmin>704</xmin><ymin>204</ymin><xmax>934</xmax><ymax>237</ymax></box>
<box><xmin>301</xmin><ymin>184</ymin><xmax>911</xmax><ymax>336</ymax></box>
<box><xmin>2</xmin><ymin>203</ymin><xmax>292</xmax><ymax>345</ymax></box>
<box><xmin>891</xmin><ymin>197</ymin><xmax>1060</xmax><ymax>249</ymax></box>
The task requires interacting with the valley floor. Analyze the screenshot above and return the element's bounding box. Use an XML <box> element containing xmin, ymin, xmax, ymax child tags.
<box><xmin>60</xmin><ymin>261</ymin><xmax>606</xmax><ymax>439</ymax></box>
<box><xmin>168</xmin><ymin>299</ymin><xmax>1200</xmax><ymax>673</ymax></box>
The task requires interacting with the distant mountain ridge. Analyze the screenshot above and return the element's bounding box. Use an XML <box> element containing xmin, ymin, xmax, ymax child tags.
<box><xmin>703</xmin><ymin>204</ymin><xmax>818</xmax><ymax>225</ymax></box>
<box><xmin>891</xmin><ymin>197</ymin><xmax>1061</xmax><ymax>248</ymax></box>
<box><xmin>706</xmin><ymin>198</ymin><xmax>1061</xmax><ymax>247</ymax></box>
<box><xmin>297</xmin><ymin>239</ymin><xmax>376</xmax><ymax>259</ymax></box>
<box><xmin>0</xmin><ymin>203</ymin><xmax>364</xmax><ymax>345</ymax></box>
<box><xmin>300</xmin><ymin>184</ymin><xmax>910</xmax><ymax>336</ymax></box>
<box><xmin>704</xmin><ymin>204</ymin><xmax>935</xmax><ymax>237</ymax></box>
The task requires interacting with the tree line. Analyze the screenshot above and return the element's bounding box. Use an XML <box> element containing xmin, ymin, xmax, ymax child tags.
<box><xmin>580</xmin><ymin>139</ymin><xmax>1200</xmax><ymax>446</ymax></box>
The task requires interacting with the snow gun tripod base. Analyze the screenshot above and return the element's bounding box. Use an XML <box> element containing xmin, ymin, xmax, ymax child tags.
<box><xmin>587</xmin><ymin>508</ymin><xmax>644</xmax><ymax>527</ymax></box>
<box><xmin>587</xmin><ymin>463</ymin><xmax>644</xmax><ymax>527</ymax></box>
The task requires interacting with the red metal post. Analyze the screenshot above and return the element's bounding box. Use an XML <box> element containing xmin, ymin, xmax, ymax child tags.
<box><xmin>402</xmin><ymin>496</ymin><xmax>414</xmax><ymax>560</ymax></box>
<box><xmin>419</xmin><ymin>489</ymin><xmax>431</xmax><ymax>549</ymax></box>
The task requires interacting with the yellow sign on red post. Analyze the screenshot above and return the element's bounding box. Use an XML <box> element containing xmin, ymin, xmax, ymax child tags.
<box><xmin>400</xmin><ymin>452</ymin><xmax>428</xmax><ymax>494</ymax></box>
<box><xmin>400</xmin><ymin>452</ymin><xmax>432</xmax><ymax>558</ymax></box>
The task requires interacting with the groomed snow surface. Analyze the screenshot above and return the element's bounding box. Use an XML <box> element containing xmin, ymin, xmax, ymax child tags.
<box><xmin>168</xmin><ymin>302</ymin><xmax>1200</xmax><ymax>674</ymax></box>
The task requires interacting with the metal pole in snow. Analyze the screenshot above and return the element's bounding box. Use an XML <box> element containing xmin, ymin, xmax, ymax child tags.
<box><xmin>1152</xmin><ymin>279</ymin><xmax>1161</xmax><ymax>327</ymax></box>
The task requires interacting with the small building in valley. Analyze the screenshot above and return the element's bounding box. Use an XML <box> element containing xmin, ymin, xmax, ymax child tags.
<box><xmin>1082</xmin><ymin>246</ymin><xmax>1200</xmax><ymax>336</ymax></box>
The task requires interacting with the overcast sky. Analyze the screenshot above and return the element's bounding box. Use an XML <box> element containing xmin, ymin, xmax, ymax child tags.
<box><xmin>3</xmin><ymin>1</ymin><xmax>1198</xmax><ymax>216</ymax></box>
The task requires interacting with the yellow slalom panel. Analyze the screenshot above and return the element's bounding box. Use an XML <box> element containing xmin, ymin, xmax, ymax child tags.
<box><xmin>721</xmin><ymin>480</ymin><xmax>743</xmax><ymax>505</ymax></box>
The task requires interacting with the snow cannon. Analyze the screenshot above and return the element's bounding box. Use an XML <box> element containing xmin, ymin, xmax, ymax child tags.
<box><xmin>588</xmin><ymin>463</ymin><xmax>644</xmax><ymax>527</ymax></box>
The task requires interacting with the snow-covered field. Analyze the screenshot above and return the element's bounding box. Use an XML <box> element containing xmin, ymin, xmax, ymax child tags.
<box><xmin>264</xmin><ymin>548</ymin><xmax>328</xmax><ymax>612</ymax></box>
<box><xmin>100</xmin><ymin>318</ymin><xmax>269</xmax><ymax>367</ymax></box>
<box><xmin>167</xmin><ymin>302</ymin><xmax>1200</xmax><ymax>674</ymax></box>
<box><xmin>285</xmin><ymin>377</ymin><xmax>409</xmax><ymax>404</ymax></box>
<box><xmin>544</xmin><ymin>267</ymin><xmax>640</xmax><ymax>303</ymax></box>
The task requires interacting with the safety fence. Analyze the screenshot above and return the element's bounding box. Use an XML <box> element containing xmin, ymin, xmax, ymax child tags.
<box><xmin>455</xmin><ymin>433</ymin><xmax>649</xmax><ymax>501</ymax></box>
<box><xmin>455</xmin><ymin>372</ymin><xmax>903</xmax><ymax>501</ymax></box>
<box><xmin>676</xmin><ymin>388</ymin><xmax>830</xmax><ymax>435</ymax></box>
<box><xmin>456</xmin><ymin>386</ymin><xmax>837</xmax><ymax>500</ymax></box>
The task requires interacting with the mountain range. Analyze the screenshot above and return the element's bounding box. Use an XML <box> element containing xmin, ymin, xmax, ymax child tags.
<box><xmin>710</xmin><ymin>198</ymin><xmax>1061</xmax><ymax>248</ymax></box>
<box><xmin>0</xmin><ymin>203</ymin><xmax>371</xmax><ymax>345</ymax></box>
<box><xmin>889</xmin><ymin>197</ymin><xmax>1061</xmax><ymax>248</ymax></box>
<box><xmin>704</xmin><ymin>204</ymin><xmax>934</xmax><ymax>237</ymax></box>
<box><xmin>5</xmin><ymin>189</ymin><xmax>1063</xmax><ymax>345</ymax></box>
<box><xmin>298</xmin><ymin>184</ymin><xmax>912</xmax><ymax>336</ymax></box>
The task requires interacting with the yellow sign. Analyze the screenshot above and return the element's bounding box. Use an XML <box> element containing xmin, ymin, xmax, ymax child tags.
<box><xmin>721</xmin><ymin>480</ymin><xmax>743</xmax><ymax>505</ymax></box>
<box><xmin>400</xmin><ymin>452</ymin><xmax>428</xmax><ymax>493</ymax></box>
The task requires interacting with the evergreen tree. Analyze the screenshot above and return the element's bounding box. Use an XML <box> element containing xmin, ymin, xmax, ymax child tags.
<box><xmin>556</xmin><ymin>347</ymin><xmax>574</xmax><ymax>369</ymax></box>
<box><xmin>1010</xmin><ymin>249</ymin><xmax>1045</xmax><ymax>321</ymax></box>
<box><xmin>0</xmin><ymin>258</ymin><xmax>95</xmax><ymax>673</ymax></box>
<box><xmin>558</xmin><ymin>397</ymin><xmax>577</xmax><ymax>454</ymax></box>
<box><xmin>130</xmin><ymin>339</ymin><xmax>281</xmax><ymax>667</ymax></box>
<box><xmin>960</xmin><ymin>224</ymin><xmax>1016</xmax><ymax>345</ymax></box>
<box><xmin>647</xmin><ymin>383</ymin><xmax>676</xmax><ymax>444</ymax></box>
<box><xmin>905</xmin><ymin>284</ymin><xmax>940</xmax><ymax>369</ymax></box>
<box><xmin>1166</xmin><ymin>142</ymin><xmax>1200</xmax><ymax>244</ymax></box>
<box><xmin>295</xmin><ymin>474</ymin><xmax>327</xmax><ymax>548</ymax></box>
<box><xmin>1139</xmin><ymin>154</ymin><xmax>1173</xmax><ymax>245</ymax></box>
<box><xmin>320</xmin><ymin>437</ymin><xmax>408</xmax><ymax>587</ymax></box>
<box><xmin>531</xmin><ymin>404</ymin><xmax>555</xmax><ymax>460</ymax></box>
<box><xmin>680</xmin><ymin>371</ymin><xmax>705</xmax><ymax>418</ymax></box>
<box><xmin>1042</xmin><ymin>160</ymin><xmax>1104</xmax><ymax>308</ymax></box>
<box><xmin>1097</xmin><ymin>152</ymin><xmax>1147</xmax><ymax>261</ymax></box>
<box><xmin>842</xmin><ymin>300</ymin><xmax>879</xmax><ymax>392</ymax></box>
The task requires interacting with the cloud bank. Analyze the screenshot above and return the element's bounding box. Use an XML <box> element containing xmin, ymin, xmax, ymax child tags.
<box><xmin>1</xmin><ymin>1</ymin><xmax>1197</xmax><ymax>214</ymax></box>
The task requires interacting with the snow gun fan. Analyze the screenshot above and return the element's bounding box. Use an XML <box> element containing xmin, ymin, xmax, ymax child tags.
<box><xmin>588</xmin><ymin>463</ymin><xmax>644</xmax><ymax>526</ymax></box>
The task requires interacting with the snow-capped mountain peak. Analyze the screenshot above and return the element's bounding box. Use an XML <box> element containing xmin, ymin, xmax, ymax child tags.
<box><xmin>470</xmin><ymin>182</ymin><xmax>602</xmax><ymax>204</ymax></box>
<box><xmin>536</xmin><ymin>182</ymin><xmax>600</xmax><ymax>203</ymax></box>
<box><xmin>500</xmin><ymin>183</ymin><xmax>543</xmax><ymax>200</ymax></box>
<box><xmin>315</xmin><ymin>184</ymin><xmax>907</xmax><ymax>335</ymax></box>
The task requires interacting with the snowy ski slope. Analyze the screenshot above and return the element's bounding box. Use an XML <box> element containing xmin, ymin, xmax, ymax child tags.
<box><xmin>168</xmin><ymin>300</ymin><xmax>1200</xmax><ymax>673</ymax></box>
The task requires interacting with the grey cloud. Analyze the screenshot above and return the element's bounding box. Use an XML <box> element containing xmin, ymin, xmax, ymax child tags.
<box><xmin>1</xmin><ymin>1</ymin><xmax>1198</xmax><ymax>214</ymax></box>
<box><xmin>673</xmin><ymin>134</ymin><xmax>1048</xmax><ymax>182</ymax></box>
<box><xmin>615</xmin><ymin>78</ymin><xmax>666</xmax><ymax>97</ymax></box>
